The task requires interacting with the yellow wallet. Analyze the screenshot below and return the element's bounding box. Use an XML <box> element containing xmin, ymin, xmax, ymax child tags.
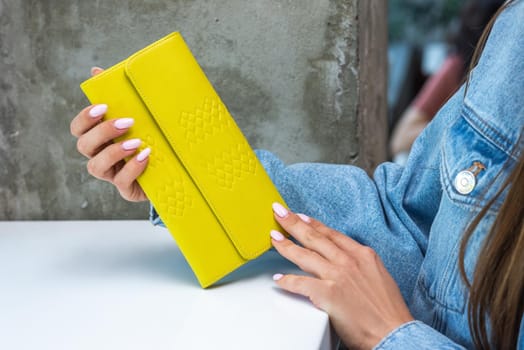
<box><xmin>80</xmin><ymin>32</ymin><xmax>286</xmax><ymax>287</ymax></box>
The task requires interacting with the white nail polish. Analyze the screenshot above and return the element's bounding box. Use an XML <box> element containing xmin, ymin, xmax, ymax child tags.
<box><xmin>114</xmin><ymin>118</ymin><xmax>134</xmax><ymax>130</ymax></box>
<box><xmin>136</xmin><ymin>147</ymin><xmax>151</xmax><ymax>162</ymax></box>
<box><xmin>89</xmin><ymin>104</ymin><xmax>107</xmax><ymax>118</ymax></box>
<box><xmin>270</xmin><ymin>230</ymin><xmax>285</xmax><ymax>242</ymax></box>
<box><xmin>122</xmin><ymin>139</ymin><xmax>141</xmax><ymax>151</ymax></box>
<box><xmin>272</xmin><ymin>202</ymin><xmax>289</xmax><ymax>218</ymax></box>
<box><xmin>273</xmin><ymin>274</ymin><xmax>284</xmax><ymax>281</ymax></box>
<box><xmin>297</xmin><ymin>213</ymin><xmax>311</xmax><ymax>223</ymax></box>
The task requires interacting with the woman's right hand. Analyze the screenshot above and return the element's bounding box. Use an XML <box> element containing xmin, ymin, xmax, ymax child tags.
<box><xmin>70</xmin><ymin>67</ymin><xmax>150</xmax><ymax>202</ymax></box>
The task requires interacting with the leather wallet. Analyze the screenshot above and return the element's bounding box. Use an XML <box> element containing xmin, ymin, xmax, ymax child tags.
<box><xmin>80</xmin><ymin>32</ymin><xmax>286</xmax><ymax>288</ymax></box>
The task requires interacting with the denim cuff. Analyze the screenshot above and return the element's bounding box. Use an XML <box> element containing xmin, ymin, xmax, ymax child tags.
<box><xmin>149</xmin><ymin>203</ymin><xmax>166</xmax><ymax>228</ymax></box>
<box><xmin>373</xmin><ymin>321</ymin><xmax>466</xmax><ymax>350</ymax></box>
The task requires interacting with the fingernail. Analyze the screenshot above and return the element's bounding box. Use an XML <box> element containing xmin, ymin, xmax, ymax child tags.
<box><xmin>122</xmin><ymin>139</ymin><xmax>141</xmax><ymax>151</ymax></box>
<box><xmin>91</xmin><ymin>66</ymin><xmax>103</xmax><ymax>74</ymax></box>
<box><xmin>114</xmin><ymin>118</ymin><xmax>134</xmax><ymax>130</ymax></box>
<box><xmin>270</xmin><ymin>230</ymin><xmax>285</xmax><ymax>241</ymax></box>
<box><xmin>273</xmin><ymin>273</ymin><xmax>284</xmax><ymax>281</ymax></box>
<box><xmin>297</xmin><ymin>213</ymin><xmax>311</xmax><ymax>223</ymax></box>
<box><xmin>89</xmin><ymin>104</ymin><xmax>107</xmax><ymax>118</ymax></box>
<box><xmin>272</xmin><ymin>202</ymin><xmax>289</xmax><ymax>218</ymax></box>
<box><xmin>136</xmin><ymin>147</ymin><xmax>151</xmax><ymax>162</ymax></box>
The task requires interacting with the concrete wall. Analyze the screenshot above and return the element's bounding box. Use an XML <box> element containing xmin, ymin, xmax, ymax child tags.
<box><xmin>0</xmin><ymin>0</ymin><xmax>387</xmax><ymax>220</ymax></box>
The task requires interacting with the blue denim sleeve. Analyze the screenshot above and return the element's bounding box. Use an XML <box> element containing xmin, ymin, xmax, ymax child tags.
<box><xmin>373</xmin><ymin>321</ymin><xmax>466</xmax><ymax>349</ymax></box>
<box><xmin>519</xmin><ymin>317</ymin><xmax>524</xmax><ymax>350</ymax></box>
<box><xmin>253</xmin><ymin>84</ymin><xmax>459</xmax><ymax>301</ymax></box>
<box><xmin>149</xmin><ymin>204</ymin><xmax>165</xmax><ymax>227</ymax></box>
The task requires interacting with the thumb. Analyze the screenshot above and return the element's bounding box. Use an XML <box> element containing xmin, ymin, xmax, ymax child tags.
<box><xmin>90</xmin><ymin>66</ymin><xmax>105</xmax><ymax>76</ymax></box>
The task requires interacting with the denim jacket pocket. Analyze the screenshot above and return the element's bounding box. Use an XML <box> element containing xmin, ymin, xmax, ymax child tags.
<box><xmin>440</xmin><ymin>106</ymin><xmax>511</xmax><ymax>214</ymax></box>
<box><xmin>416</xmin><ymin>106</ymin><xmax>513</xmax><ymax>317</ymax></box>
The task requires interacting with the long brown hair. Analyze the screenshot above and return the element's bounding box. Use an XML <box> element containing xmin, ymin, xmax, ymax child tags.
<box><xmin>459</xmin><ymin>3</ymin><xmax>523</xmax><ymax>349</ymax></box>
<box><xmin>459</xmin><ymin>151</ymin><xmax>524</xmax><ymax>349</ymax></box>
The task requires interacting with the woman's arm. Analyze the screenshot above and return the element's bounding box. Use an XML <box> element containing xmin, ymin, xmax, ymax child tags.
<box><xmin>250</xmin><ymin>88</ymin><xmax>463</xmax><ymax>300</ymax></box>
<box><xmin>269</xmin><ymin>205</ymin><xmax>467</xmax><ymax>350</ymax></box>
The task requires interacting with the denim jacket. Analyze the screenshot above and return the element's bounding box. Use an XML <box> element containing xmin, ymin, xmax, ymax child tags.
<box><xmin>151</xmin><ymin>1</ymin><xmax>524</xmax><ymax>348</ymax></box>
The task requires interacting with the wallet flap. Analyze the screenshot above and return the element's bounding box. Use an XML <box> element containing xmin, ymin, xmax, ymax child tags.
<box><xmin>81</xmin><ymin>61</ymin><xmax>248</xmax><ymax>288</ymax></box>
<box><xmin>124</xmin><ymin>32</ymin><xmax>284</xmax><ymax>260</ymax></box>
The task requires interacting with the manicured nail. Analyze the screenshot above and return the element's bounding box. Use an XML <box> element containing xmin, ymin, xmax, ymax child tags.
<box><xmin>297</xmin><ymin>213</ymin><xmax>311</xmax><ymax>223</ymax></box>
<box><xmin>273</xmin><ymin>274</ymin><xmax>284</xmax><ymax>281</ymax></box>
<box><xmin>136</xmin><ymin>147</ymin><xmax>151</xmax><ymax>162</ymax></box>
<box><xmin>122</xmin><ymin>139</ymin><xmax>141</xmax><ymax>151</ymax></box>
<box><xmin>270</xmin><ymin>230</ymin><xmax>285</xmax><ymax>241</ymax></box>
<box><xmin>272</xmin><ymin>202</ymin><xmax>289</xmax><ymax>218</ymax></box>
<box><xmin>114</xmin><ymin>118</ymin><xmax>134</xmax><ymax>130</ymax></box>
<box><xmin>89</xmin><ymin>104</ymin><xmax>107</xmax><ymax>118</ymax></box>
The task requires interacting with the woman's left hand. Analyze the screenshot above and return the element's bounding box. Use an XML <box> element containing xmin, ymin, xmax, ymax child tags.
<box><xmin>270</xmin><ymin>203</ymin><xmax>414</xmax><ymax>350</ymax></box>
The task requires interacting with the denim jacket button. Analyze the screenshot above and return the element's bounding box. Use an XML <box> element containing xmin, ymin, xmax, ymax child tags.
<box><xmin>454</xmin><ymin>170</ymin><xmax>476</xmax><ymax>195</ymax></box>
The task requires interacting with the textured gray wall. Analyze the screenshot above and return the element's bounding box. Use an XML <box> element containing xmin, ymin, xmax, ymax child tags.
<box><xmin>0</xmin><ymin>0</ymin><xmax>387</xmax><ymax>220</ymax></box>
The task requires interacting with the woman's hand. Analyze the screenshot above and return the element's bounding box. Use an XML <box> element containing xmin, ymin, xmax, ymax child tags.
<box><xmin>270</xmin><ymin>203</ymin><xmax>414</xmax><ymax>350</ymax></box>
<box><xmin>70</xmin><ymin>67</ymin><xmax>149</xmax><ymax>202</ymax></box>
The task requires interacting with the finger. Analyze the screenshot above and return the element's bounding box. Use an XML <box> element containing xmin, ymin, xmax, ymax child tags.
<box><xmin>87</xmin><ymin>138</ymin><xmax>142</xmax><ymax>181</ymax></box>
<box><xmin>76</xmin><ymin>117</ymin><xmax>135</xmax><ymax>158</ymax></box>
<box><xmin>272</xmin><ymin>203</ymin><xmax>343</xmax><ymax>262</ymax></box>
<box><xmin>306</xmin><ymin>216</ymin><xmax>363</xmax><ymax>254</ymax></box>
<box><xmin>273</xmin><ymin>273</ymin><xmax>330</xmax><ymax>309</ymax></box>
<box><xmin>70</xmin><ymin>104</ymin><xmax>108</xmax><ymax>138</ymax></box>
<box><xmin>70</xmin><ymin>68</ymin><xmax>106</xmax><ymax>137</ymax></box>
<box><xmin>91</xmin><ymin>66</ymin><xmax>104</xmax><ymax>76</ymax></box>
<box><xmin>112</xmin><ymin>147</ymin><xmax>150</xmax><ymax>201</ymax></box>
<box><xmin>271</xmin><ymin>230</ymin><xmax>333</xmax><ymax>278</ymax></box>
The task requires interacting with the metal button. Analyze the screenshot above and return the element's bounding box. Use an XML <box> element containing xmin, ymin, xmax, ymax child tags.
<box><xmin>454</xmin><ymin>170</ymin><xmax>476</xmax><ymax>195</ymax></box>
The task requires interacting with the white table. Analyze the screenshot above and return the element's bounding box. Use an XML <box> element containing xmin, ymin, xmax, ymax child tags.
<box><xmin>0</xmin><ymin>221</ymin><xmax>334</xmax><ymax>350</ymax></box>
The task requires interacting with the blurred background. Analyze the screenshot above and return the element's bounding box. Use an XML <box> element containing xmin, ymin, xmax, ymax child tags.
<box><xmin>388</xmin><ymin>0</ymin><xmax>462</xmax><ymax>128</ymax></box>
<box><xmin>388</xmin><ymin>0</ymin><xmax>503</xmax><ymax>164</ymax></box>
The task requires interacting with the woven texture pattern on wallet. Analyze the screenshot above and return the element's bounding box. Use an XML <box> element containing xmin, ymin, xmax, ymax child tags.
<box><xmin>80</xmin><ymin>32</ymin><xmax>286</xmax><ymax>287</ymax></box>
